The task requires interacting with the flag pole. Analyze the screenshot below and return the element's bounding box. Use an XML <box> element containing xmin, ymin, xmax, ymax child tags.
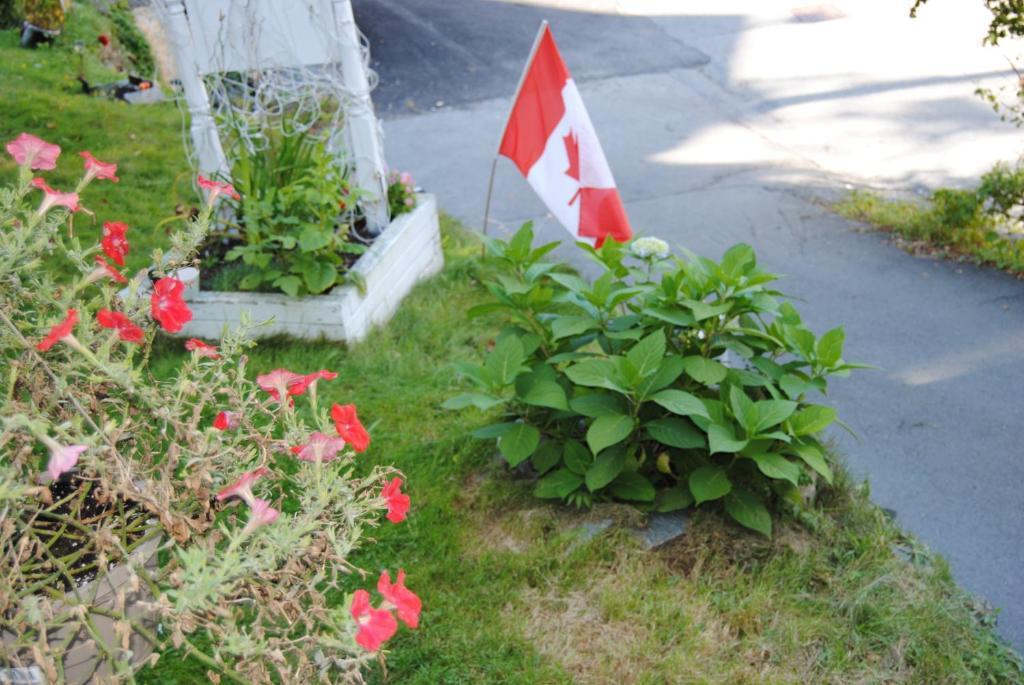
<box><xmin>481</xmin><ymin>20</ymin><xmax>550</xmax><ymax>249</ymax></box>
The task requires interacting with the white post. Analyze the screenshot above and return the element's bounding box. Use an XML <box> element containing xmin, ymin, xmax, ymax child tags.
<box><xmin>160</xmin><ymin>0</ymin><xmax>230</xmax><ymax>179</ymax></box>
<box><xmin>331</xmin><ymin>0</ymin><xmax>390</xmax><ymax>233</ymax></box>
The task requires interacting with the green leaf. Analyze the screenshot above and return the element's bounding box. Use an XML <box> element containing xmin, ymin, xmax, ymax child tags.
<box><xmin>789</xmin><ymin>405</ymin><xmax>837</xmax><ymax>436</ymax></box>
<box><xmin>689</xmin><ymin>466</ymin><xmax>732</xmax><ymax>505</ymax></box>
<box><xmin>518</xmin><ymin>378</ymin><xmax>569</xmax><ymax>411</ymax></box>
<box><xmin>790</xmin><ymin>442</ymin><xmax>834</xmax><ymax>484</ymax></box>
<box><xmin>551</xmin><ymin>315</ymin><xmax>597</xmax><ymax>340</ymax></box>
<box><xmin>471</xmin><ymin>422</ymin><xmax>515</xmax><ymax>439</ymax></box>
<box><xmin>729</xmin><ymin>386</ymin><xmax>758</xmax><ymax>434</ymax></box>
<box><xmin>655</xmin><ymin>485</ymin><xmax>694</xmax><ymax>512</ymax></box>
<box><xmin>531</xmin><ymin>441</ymin><xmax>562</xmax><ymax>475</ymax></box>
<box><xmin>748</xmin><ymin>452</ymin><xmax>801</xmax><ymax>486</ymax></box>
<box><xmin>440</xmin><ymin>393</ymin><xmax>506</xmax><ymax>410</ymax></box>
<box><xmin>816</xmin><ymin>326</ymin><xmax>845</xmax><ymax>367</ymax></box>
<box><xmin>585</xmin><ymin>445</ymin><xmax>627</xmax><ymax>491</ymax></box>
<box><xmin>535</xmin><ymin>468</ymin><xmax>583</xmax><ymax>499</ymax></box>
<box><xmin>724</xmin><ymin>488</ymin><xmax>772</xmax><ymax>536</ymax></box>
<box><xmin>498</xmin><ymin>423</ymin><xmax>540</xmax><ymax>466</ymax></box>
<box><xmin>586</xmin><ymin>414</ymin><xmax>634</xmax><ymax>455</ymax></box>
<box><xmin>549</xmin><ymin>272</ymin><xmax>590</xmax><ymax>293</ymax></box>
<box><xmin>780</xmin><ymin>374</ymin><xmax>815</xmax><ymax>399</ymax></box>
<box><xmin>239</xmin><ymin>272</ymin><xmax>263</xmax><ymax>290</ymax></box>
<box><xmin>486</xmin><ymin>335</ymin><xmax>527</xmax><ymax>386</ymax></box>
<box><xmin>754</xmin><ymin>400</ymin><xmax>798</xmax><ymax>434</ymax></box>
<box><xmin>642</xmin><ymin>307</ymin><xmax>695</xmax><ymax>326</ymax></box>
<box><xmin>683</xmin><ymin>356</ymin><xmax>728</xmax><ymax>385</ymax></box>
<box><xmin>302</xmin><ymin>261</ymin><xmax>337</xmax><ymax>294</ymax></box>
<box><xmin>683</xmin><ymin>299</ymin><xmax>731</xmax><ymax>322</ymax></box>
<box><xmin>563</xmin><ymin>440</ymin><xmax>592</xmax><ymax>475</ymax></box>
<box><xmin>625</xmin><ymin>329</ymin><xmax>666</xmax><ymax>378</ymax></box>
<box><xmin>645</xmin><ymin>418</ymin><xmax>706</xmax><ymax>449</ymax></box>
<box><xmin>719</xmin><ymin>243</ymin><xmax>756</xmax><ymax>279</ymax></box>
<box><xmin>273</xmin><ymin>275</ymin><xmax>302</xmax><ymax>297</ymax></box>
<box><xmin>708</xmin><ymin>424</ymin><xmax>748</xmax><ymax>454</ymax></box>
<box><xmin>635</xmin><ymin>355</ymin><xmax>685</xmax><ymax>399</ymax></box>
<box><xmin>298</xmin><ymin>226</ymin><xmax>332</xmax><ymax>252</ymax></box>
<box><xmin>565</xmin><ymin>359</ymin><xmax>626</xmax><ymax>393</ymax></box>
<box><xmin>609</xmin><ymin>471</ymin><xmax>656</xmax><ymax>502</ymax></box>
<box><xmin>650</xmin><ymin>389</ymin><xmax>709</xmax><ymax>419</ymax></box>
<box><xmin>569</xmin><ymin>393</ymin><xmax>628</xmax><ymax>418</ymax></box>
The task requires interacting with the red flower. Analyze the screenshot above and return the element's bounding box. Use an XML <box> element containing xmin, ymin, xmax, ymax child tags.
<box><xmin>31</xmin><ymin>178</ymin><xmax>79</xmax><ymax>214</ymax></box>
<box><xmin>97</xmin><ymin>34</ymin><xmax>110</xmax><ymax>46</ymax></box>
<box><xmin>36</xmin><ymin>309</ymin><xmax>78</xmax><ymax>351</ymax></box>
<box><xmin>293</xmin><ymin>432</ymin><xmax>347</xmax><ymax>463</ymax></box>
<box><xmin>185</xmin><ymin>338</ymin><xmax>219</xmax><ymax>359</ymax></box>
<box><xmin>151</xmin><ymin>277</ymin><xmax>192</xmax><ymax>333</ymax></box>
<box><xmin>90</xmin><ymin>255</ymin><xmax>127</xmax><ymax>284</ymax></box>
<box><xmin>378</xmin><ymin>570</ymin><xmax>421</xmax><ymax>629</ymax></box>
<box><xmin>300</xmin><ymin>369</ymin><xmax>338</xmax><ymax>392</ymax></box>
<box><xmin>101</xmin><ymin>221</ymin><xmax>129</xmax><ymax>266</ymax></box>
<box><xmin>381</xmin><ymin>477</ymin><xmax>410</xmax><ymax>524</ymax></box>
<box><xmin>213</xmin><ymin>411</ymin><xmax>240</xmax><ymax>431</ymax></box>
<box><xmin>256</xmin><ymin>368</ymin><xmax>306</xmax><ymax>403</ymax></box>
<box><xmin>197</xmin><ymin>174</ymin><xmax>240</xmax><ymax>204</ymax></box>
<box><xmin>331</xmin><ymin>403</ymin><xmax>370</xmax><ymax>453</ymax></box>
<box><xmin>80</xmin><ymin>151</ymin><xmax>119</xmax><ymax>184</ymax></box>
<box><xmin>6</xmin><ymin>133</ymin><xmax>60</xmax><ymax>170</ymax></box>
<box><xmin>216</xmin><ymin>467</ymin><xmax>269</xmax><ymax>506</ymax></box>
<box><xmin>350</xmin><ymin>589</ymin><xmax>397</xmax><ymax>652</ymax></box>
<box><xmin>96</xmin><ymin>308</ymin><xmax>144</xmax><ymax>344</ymax></box>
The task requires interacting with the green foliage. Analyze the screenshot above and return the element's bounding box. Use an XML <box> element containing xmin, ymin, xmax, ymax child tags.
<box><xmin>387</xmin><ymin>169</ymin><xmax>417</xmax><ymax>218</ymax></box>
<box><xmin>215</xmin><ymin>128</ymin><xmax>364</xmax><ymax>296</ymax></box>
<box><xmin>836</xmin><ymin>177</ymin><xmax>1024</xmax><ymax>276</ymax></box>
<box><xmin>109</xmin><ymin>1</ymin><xmax>155</xmax><ymax>77</ymax></box>
<box><xmin>446</xmin><ymin>224</ymin><xmax>860</xmax><ymax>535</ymax></box>
<box><xmin>0</xmin><ymin>0</ymin><xmax>23</xmax><ymax>29</ymax></box>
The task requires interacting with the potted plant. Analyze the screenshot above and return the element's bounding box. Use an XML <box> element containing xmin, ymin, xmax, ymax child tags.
<box><xmin>0</xmin><ymin>133</ymin><xmax>419</xmax><ymax>684</ymax></box>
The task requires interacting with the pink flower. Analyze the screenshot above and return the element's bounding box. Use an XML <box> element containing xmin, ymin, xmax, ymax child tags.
<box><xmin>378</xmin><ymin>570</ymin><xmax>421</xmax><ymax>629</ymax></box>
<box><xmin>350</xmin><ymin>589</ymin><xmax>397</xmax><ymax>651</ymax></box>
<box><xmin>80</xmin><ymin>151</ymin><xmax>119</xmax><ymax>183</ymax></box>
<box><xmin>292</xmin><ymin>432</ymin><xmax>347</xmax><ymax>463</ymax></box>
<box><xmin>197</xmin><ymin>174</ymin><xmax>240</xmax><ymax>205</ymax></box>
<box><xmin>90</xmin><ymin>255</ymin><xmax>127</xmax><ymax>284</ymax></box>
<box><xmin>381</xmin><ymin>477</ymin><xmax>410</xmax><ymax>524</ymax></box>
<box><xmin>300</xmin><ymin>369</ymin><xmax>337</xmax><ymax>392</ymax></box>
<box><xmin>185</xmin><ymin>338</ymin><xmax>219</xmax><ymax>359</ymax></box>
<box><xmin>331</xmin><ymin>404</ymin><xmax>370</xmax><ymax>453</ymax></box>
<box><xmin>213</xmin><ymin>411</ymin><xmax>240</xmax><ymax>431</ymax></box>
<box><xmin>31</xmin><ymin>178</ymin><xmax>79</xmax><ymax>215</ymax></box>
<box><xmin>96</xmin><ymin>308</ymin><xmax>145</xmax><ymax>344</ymax></box>
<box><xmin>216</xmin><ymin>467</ymin><xmax>269</xmax><ymax>506</ymax></box>
<box><xmin>399</xmin><ymin>171</ymin><xmax>413</xmax><ymax>186</ymax></box>
<box><xmin>243</xmin><ymin>498</ymin><xmax>280</xmax><ymax>533</ymax></box>
<box><xmin>256</xmin><ymin>368</ymin><xmax>306</xmax><ymax>403</ymax></box>
<box><xmin>36</xmin><ymin>309</ymin><xmax>78</xmax><ymax>351</ymax></box>
<box><xmin>46</xmin><ymin>441</ymin><xmax>87</xmax><ymax>480</ymax></box>
<box><xmin>101</xmin><ymin>221</ymin><xmax>129</xmax><ymax>266</ymax></box>
<box><xmin>151</xmin><ymin>277</ymin><xmax>192</xmax><ymax>333</ymax></box>
<box><xmin>6</xmin><ymin>133</ymin><xmax>60</xmax><ymax>170</ymax></box>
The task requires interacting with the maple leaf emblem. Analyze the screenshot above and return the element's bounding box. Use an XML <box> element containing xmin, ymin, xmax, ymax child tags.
<box><xmin>563</xmin><ymin>130</ymin><xmax>581</xmax><ymax>206</ymax></box>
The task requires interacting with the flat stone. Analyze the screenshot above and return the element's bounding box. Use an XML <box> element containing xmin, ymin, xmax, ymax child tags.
<box><xmin>578</xmin><ymin>518</ymin><xmax>613</xmax><ymax>543</ymax></box>
<box><xmin>632</xmin><ymin>511</ymin><xmax>689</xmax><ymax>550</ymax></box>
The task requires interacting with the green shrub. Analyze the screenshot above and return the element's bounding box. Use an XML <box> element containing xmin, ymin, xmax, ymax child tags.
<box><xmin>0</xmin><ymin>0</ymin><xmax>23</xmax><ymax>29</ymax></box>
<box><xmin>445</xmin><ymin>225</ymin><xmax>861</xmax><ymax>535</ymax></box>
<box><xmin>109</xmin><ymin>0</ymin><xmax>155</xmax><ymax>76</ymax></box>
<box><xmin>212</xmin><ymin>128</ymin><xmax>364</xmax><ymax>296</ymax></box>
<box><xmin>979</xmin><ymin>159</ymin><xmax>1024</xmax><ymax>218</ymax></box>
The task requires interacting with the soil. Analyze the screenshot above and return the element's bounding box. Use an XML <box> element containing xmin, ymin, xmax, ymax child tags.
<box><xmin>26</xmin><ymin>476</ymin><xmax>149</xmax><ymax>591</ymax></box>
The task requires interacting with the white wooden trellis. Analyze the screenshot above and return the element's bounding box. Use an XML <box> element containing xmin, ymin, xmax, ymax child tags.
<box><xmin>157</xmin><ymin>0</ymin><xmax>390</xmax><ymax>231</ymax></box>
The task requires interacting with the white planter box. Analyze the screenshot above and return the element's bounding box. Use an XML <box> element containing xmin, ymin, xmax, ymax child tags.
<box><xmin>178</xmin><ymin>194</ymin><xmax>442</xmax><ymax>342</ymax></box>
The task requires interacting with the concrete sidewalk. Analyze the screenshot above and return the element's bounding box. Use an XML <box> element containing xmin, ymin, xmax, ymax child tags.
<box><xmin>360</xmin><ymin>0</ymin><xmax>1024</xmax><ymax>649</ymax></box>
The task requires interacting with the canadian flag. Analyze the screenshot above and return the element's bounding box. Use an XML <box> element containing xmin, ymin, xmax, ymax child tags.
<box><xmin>498</xmin><ymin>23</ymin><xmax>632</xmax><ymax>246</ymax></box>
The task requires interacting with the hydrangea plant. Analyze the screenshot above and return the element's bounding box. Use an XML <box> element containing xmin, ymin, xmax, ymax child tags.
<box><xmin>0</xmin><ymin>133</ymin><xmax>419</xmax><ymax>683</ymax></box>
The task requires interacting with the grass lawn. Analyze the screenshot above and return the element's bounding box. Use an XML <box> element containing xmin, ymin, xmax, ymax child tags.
<box><xmin>5</xmin><ymin>5</ymin><xmax>1023</xmax><ymax>683</ymax></box>
<box><xmin>129</xmin><ymin>225</ymin><xmax>1021</xmax><ymax>684</ymax></box>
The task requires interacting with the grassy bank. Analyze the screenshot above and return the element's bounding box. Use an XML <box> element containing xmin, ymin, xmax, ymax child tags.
<box><xmin>835</xmin><ymin>189</ymin><xmax>1024</xmax><ymax>277</ymax></box>
<box><xmin>133</xmin><ymin>224</ymin><xmax>1023</xmax><ymax>684</ymax></box>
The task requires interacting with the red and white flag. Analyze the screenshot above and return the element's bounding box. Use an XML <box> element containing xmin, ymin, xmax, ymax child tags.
<box><xmin>498</xmin><ymin>23</ymin><xmax>632</xmax><ymax>246</ymax></box>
